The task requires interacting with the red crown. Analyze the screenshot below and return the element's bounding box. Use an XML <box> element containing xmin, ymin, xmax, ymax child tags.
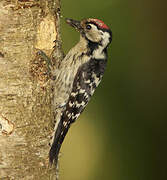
<box><xmin>90</xmin><ymin>19</ymin><xmax>110</xmax><ymax>30</ymax></box>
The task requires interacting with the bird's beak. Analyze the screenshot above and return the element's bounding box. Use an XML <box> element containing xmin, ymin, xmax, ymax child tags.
<box><xmin>65</xmin><ymin>18</ymin><xmax>83</xmax><ymax>32</ymax></box>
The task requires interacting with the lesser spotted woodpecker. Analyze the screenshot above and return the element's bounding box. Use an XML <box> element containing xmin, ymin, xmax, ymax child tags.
<box><xmin>49</xmin><ymin>18</ymin><xmax>112</xmax><ymax>165</ymax></box>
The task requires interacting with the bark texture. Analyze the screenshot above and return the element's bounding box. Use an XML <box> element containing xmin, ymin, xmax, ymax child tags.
<box><xmin>0</xmin><ymin>0</ymin><xmax>62</xmax><ymax>179</ymax></box>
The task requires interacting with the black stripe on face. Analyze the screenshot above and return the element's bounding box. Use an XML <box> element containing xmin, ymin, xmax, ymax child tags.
<box><xmin>86</xmin><ymin>40</ymin><xmax>99</xmax><ymax>56</ymax></box>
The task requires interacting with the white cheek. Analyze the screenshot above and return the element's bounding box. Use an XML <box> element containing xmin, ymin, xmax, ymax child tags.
<box><xmin>86</xmin><ymin>25</ymin><xmax>101</xmax><ymax>42</ymax></box>
<box><xmin>101</xmin><ymin>31</ymin><xmax>110</xmax><ymax>47</ymax></box>
<box><xmin>86</xmin><ymin>33</ymin><xmax>100</xmax><ymax>42</ymax></box>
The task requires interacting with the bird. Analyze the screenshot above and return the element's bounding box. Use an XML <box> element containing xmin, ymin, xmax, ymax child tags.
<box><xmin>49</xmin><ymin>18</ymin><xmax>112</xmax><ymax>166</ymax></box>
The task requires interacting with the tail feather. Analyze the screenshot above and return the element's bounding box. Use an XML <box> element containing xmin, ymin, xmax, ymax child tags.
<box><xmin>49</xmin><ymin>114</ymin><xmax>71</xmax><ymax>166</ymax></box>
<box><xmin>49</xmin><ymin>139</ymin><xmax>61</xmax><ymax>166</ymax></box>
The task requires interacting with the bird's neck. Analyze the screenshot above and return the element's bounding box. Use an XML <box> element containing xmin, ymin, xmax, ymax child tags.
<box><xmin>78</xmin><ymin>35</ymin><xmax>107</xmax><ymax>60</ymax></box>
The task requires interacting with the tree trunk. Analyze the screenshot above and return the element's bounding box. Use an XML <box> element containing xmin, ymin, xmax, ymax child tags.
<box><xmin>0</xmin><ymin>0</ymin><xmax>62</xmax><ymax>179</ymax></box>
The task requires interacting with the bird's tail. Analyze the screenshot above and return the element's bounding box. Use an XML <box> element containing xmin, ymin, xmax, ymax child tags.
<box><xmin>49</xmin><ymin>138</ymin><xmax>61</xmax><ymax>166</ymax></box>
<box><xmin>49</xmin><ymin>114</ymin><xmax>71</xmax><ymax>166</ymax></box>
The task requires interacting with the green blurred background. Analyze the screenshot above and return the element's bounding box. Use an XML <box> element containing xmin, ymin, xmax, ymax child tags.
<box><xmin>59</xmin><ymin>0</ymin><xmax>167</xmax><ymax>180</ymax></box>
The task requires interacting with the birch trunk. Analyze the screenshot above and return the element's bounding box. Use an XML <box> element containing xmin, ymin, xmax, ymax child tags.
<box><xmin>0</xmin><ymin>0</ymin><xmax>62</xmax><ymax>179</ymax></box>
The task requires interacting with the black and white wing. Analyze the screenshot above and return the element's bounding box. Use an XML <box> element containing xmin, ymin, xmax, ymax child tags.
<box><xmin>49</xmin><ymin>58</ymin><xmax>107</xmax><ymax>165</ymax></box>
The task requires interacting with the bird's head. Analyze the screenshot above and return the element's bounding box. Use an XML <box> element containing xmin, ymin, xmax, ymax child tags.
<box><xmin>66</xmin><ymin>18</ymin><xmax>112</xmax><ymax>48</ymax></box>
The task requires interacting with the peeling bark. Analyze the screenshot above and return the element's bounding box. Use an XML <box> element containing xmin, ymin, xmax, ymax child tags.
<box><xmin>0</xmin><ymin>0</ymin><xmax>62</xmax><ymax>179</ymax></box>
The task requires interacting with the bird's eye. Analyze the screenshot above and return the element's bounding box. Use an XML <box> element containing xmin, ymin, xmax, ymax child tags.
<box><xmin>86</xmin><ymin>24</ymin><xmax>92</xmax><ymax>30</ymax></box>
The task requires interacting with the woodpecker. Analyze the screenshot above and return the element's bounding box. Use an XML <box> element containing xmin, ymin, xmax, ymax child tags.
<box><xmin>49</xmin><ymin>18</ymin><xmax>112</xmax><ymax>165</ymax></box>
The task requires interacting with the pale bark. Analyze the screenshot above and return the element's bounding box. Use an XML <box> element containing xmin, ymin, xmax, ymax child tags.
<box><xmin>0</xmin><ymin>0</ymin><xmax>62</xmax><ymax>179</ymax></box>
